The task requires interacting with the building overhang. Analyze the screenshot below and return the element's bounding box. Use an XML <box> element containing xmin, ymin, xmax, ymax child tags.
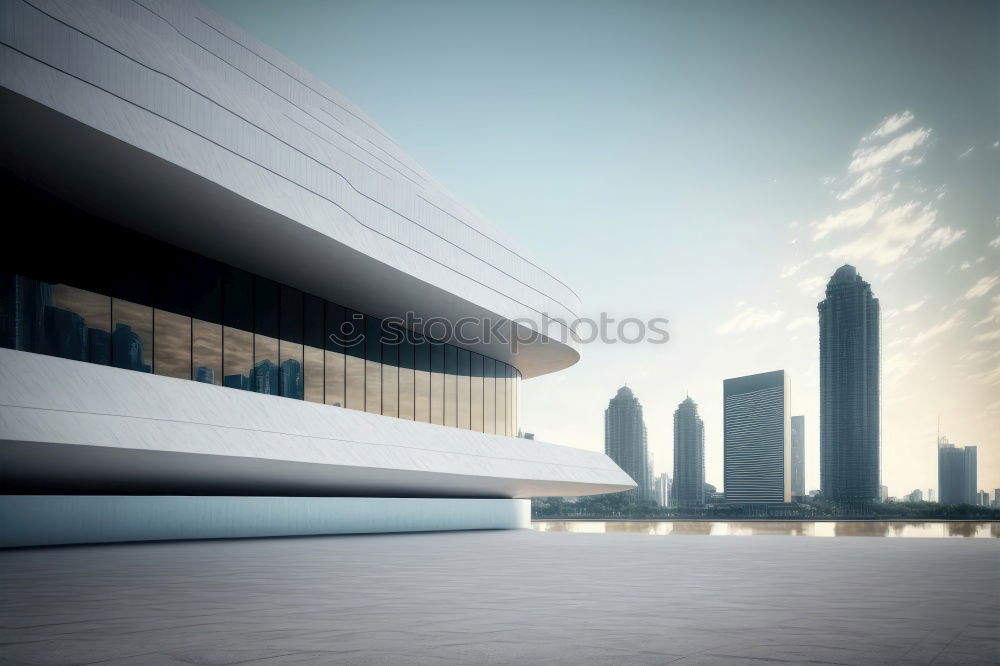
<box><xmin>1</xmin><ymin>88</ymin><xmax>579</xmax><ymax>378</ymax></box>
<box><xmin>0</xmin><ymin>350</ymin><xmax>635</xmax><ymax>499</ymax></box>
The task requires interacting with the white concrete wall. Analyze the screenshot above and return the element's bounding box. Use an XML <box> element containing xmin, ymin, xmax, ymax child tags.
<box><xmin>0</xmin><ymin>350</ymin><xmax>636</xmax><ymax>498</ymax></box>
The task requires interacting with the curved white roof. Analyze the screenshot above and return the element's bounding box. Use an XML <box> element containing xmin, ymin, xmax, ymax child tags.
<box><xmin>0</xmin><ymin>0</ymin><xmax>581</xmax><ymax>377</ymax></box>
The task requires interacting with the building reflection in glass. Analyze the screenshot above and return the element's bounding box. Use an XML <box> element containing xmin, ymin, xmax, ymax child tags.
<box><xmin>1</xmin><ymin>202</ymin><xmax>522</xmax><ymax>435</ymax></box>
<box><xmin>530</xmin><ymin>521</ymin><xmax>998</xmax><ymax>538</ymax></box>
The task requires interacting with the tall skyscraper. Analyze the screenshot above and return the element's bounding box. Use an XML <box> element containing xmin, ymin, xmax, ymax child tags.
<box><xmin>791</xmin><ymin>415</ymin><xmax>805</xmax><ymax>498</ymax></box>
<box><xmin>938</xmin><ymin>440</ymin><xmax>977</xmax><ymax>505</ymax></box>
<box><xmin>672</xmin><ymin>396</ymin><xmax>705</xmax><ymax>507</ymax></box>
<box><xmin>605</xmin><ymin>386</ymin><xmax>653</xmax><ymax>502</ymax></box>
<box><xmin>724</xmin><ymin>370</ymin><xmax>790</xmax><ymax>504</ymax></box>
<box><xmin>819</xmin><ymin>264</ymin><xmax>880</xmax><ymax>503</ymax></box>
<box><xmin>655</xmin><ymin>472</ymin><xmax>671</xmax><ymax>507</ymax></box>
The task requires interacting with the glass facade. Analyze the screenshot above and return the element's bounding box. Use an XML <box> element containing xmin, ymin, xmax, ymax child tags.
<box><xmin>0</xmin><ymin>177</ymin><xmax>522</xmax><ymax>436</ymax></box>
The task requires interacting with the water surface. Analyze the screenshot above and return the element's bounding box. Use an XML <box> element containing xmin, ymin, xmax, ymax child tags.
<box><xmin>531</xmin><ymin>520</ymin><xmax>1000</xmax><ymax>538</ymax></box>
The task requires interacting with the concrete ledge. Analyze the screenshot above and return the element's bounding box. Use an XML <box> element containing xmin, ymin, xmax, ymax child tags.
<box><xmin>0</xmin><ymin>496</ymin><xmax>530</xmax><ymax>548</ymax></box>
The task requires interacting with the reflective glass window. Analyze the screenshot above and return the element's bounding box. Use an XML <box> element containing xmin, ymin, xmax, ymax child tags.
<box><xmin>152</xmin><ymin>248</ymin><xmax>191</xmax><ymax>380</ymax></box>
<box><xmin>381</xmin><ymin>322</ymin><xmax>398</xmax><ymax>418</ymax></box>
<box><xmin>483</xmin><ymin>357</ymin><xmax>496</xmax><ymax>434</ymax></box>
<box><xmin>365</xmin><ymin>316</ymin><xmax>382</xmax><ymax>414</ymax></box>
<box><xmin>153</xmin><ymin>310</ymin><xmax>191</xmax><ymax>379</ymax></box>
<box><xmin>456</xmin><ymin>348</ymin><xmax>471</xmax><ymax>429</ymax></box>
<box><xmin>444</xmin><ymin>345</ymin><xmax>457</xmax><ymax>428</ymax></box>
<box><xmin>430</xmin><ymin>342</ymin><xmax>444</xmax><ymax>425</ymax></box>
<box><xmin>279</xmin><ymin>286</ymin><xmax>303</xmax><ymax>400</ymax></box>
<box><xmin>112</xmin><ymin>299</ymin><xmax>152</xmax><ymax>373</ymax></box>
<box><xmin>495</xmin><ymin>362</ymin><xmax>506</xmax><ymax>436</ymax></box>
<box><xmin>324</xmin><ymin>302</ymin><xmax>345</xmax><ymax>407</ymax></box>
<box><xmin>222</xmin><ymin>267</ymin><xmax>252</xmax><ymax>390</ymax></box>
<box><xmin>50</xmin><ymin>283</ymin><xmax>111</xmax><ymax>364</ymax></box>
<box><xmin>191</xmin><ymin>257</ymin><xmax>222</xmax><ymax>384</ymax></box>
<box><xmin>253</xmin><ymin>277</ymin><xmax>279</xmax><ymax>395</ymax></box>
<box><xmin>111</xmin><ymin>251</ymin><xmax>152</xmax><ymax>372</ymax></box>
<box><xmin>344</xmin><ymin>309</ymin><xmax>365</xmax><ymax>411</ymax></box>
<box><xmin>471</xmin><ymin>353</ymin><xmax>484</xmax><ymax>432</ymax></box>
<box><xmin>414</xmin><ymin>336</ymin><xmax>430</xmax><ymax>423</ymax></box>
<box><xmin>506</xmin><ymin>364</ymin><xmax>514</xmax><ymax>436</ymax></box>
<box><xmin>303</xmin><ymin>295</ymin><xmax>324</xmax><ymax>403</ymax></box>
<box><xmin>398</xmin><ymin>335</ymin><xmax>414</xmax><ymax>421</ymax></box>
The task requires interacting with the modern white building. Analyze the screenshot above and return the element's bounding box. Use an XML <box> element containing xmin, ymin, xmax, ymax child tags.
<box><xmin>0</xmin><ymin>0</ymin><xmax>634</xmax><ymax>547</ymax></box>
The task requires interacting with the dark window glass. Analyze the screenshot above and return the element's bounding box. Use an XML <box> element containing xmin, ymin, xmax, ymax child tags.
<box><xmin>111</xmin><ymin>241</ymin><xmax>153</xmax><ymax>372</ymax></box>
<box><xmin>222</xmin><ymin>268</ymin><xmax>253</xmax><ymax>390</ymax></box>
<box><xmin>303</xmin><ymin>295</ymin><xmax>324</xmax><ymax>403</ymax></box>
<box><xmin>365</xmin><ymin>316</ymin><xmax>382</xmax><ymax>414</ymax></box>
<box><xmin>252</xmin><ymin>277</ymin><xmax>279</xmax><ymax>395</ymax></box>
<box><xmin>444</xmin><ymin>345</ymin><xmax>457</xmax><ymax>428</ymax></box>
<box><xmin>430</xmin><ymin>342</ymin><xmax>445</xmax><ymax>425</ymax></box>
<box><xmin>193</xmin><ymin>320</ymin><xmax>222</xmax><ymax>385</ymax></box>
<box><xmin>191</xmin><ymin>257</ymin><xmax>223</xmax><ymax>325</ymax></box>
<box><xmin>223</xmin><ymin>266</ymin><xmax>252</xmax><ymax>332</ymax></box>
<box><xmin>344</xmin><ymin>310</ymin><xmax>365</xmax><ymax>410</ymax></box>
<box><xmin>456</xmin><ymin>348</ymin><xmax>471</xmax><ymax>429</ymax></box>
<box><xmin>414</xmin><ymin>336</ymin><xmax>430</xmax><ymax>422</ymax></box>
<box><xmin>112</xmin><ymin>299</ymin><xmax>152</xmax><ymax>372</ymax></box>
<box><xmin>471</xmin><ymin>353</ymin><xmax>484</xmax><ymax>432</ymax></box>
<box><xmin>151</xmin><ymin>247</ymin><xmax>191</xmax><ymax>379</ymax></box>
<box><xmin>279</xmin><ymin>286</ymin><xmax>303</xmax><ymax>399</ymax></box>
<box><xmin>398</xmin><ymin>336</ymin><xmax>414</xmax><ymax>420</ymax></box>
<box><xmin>51</xmin><ymin>283</ymin><xmax>111</xmax><ymax>364</ymax></box>
<box><xmin>153</xmin><ymin>310</ymin><xmax>191</xmax><ymax>379</ymax></box>
<box><xmin>324</xmin><ymin>302</ymin><xmax>345</xmax><ymax>407</ymax></box>
<box><xmin>191</xmin><ymin>257</ymin><xmax>222</xmax><ymax>384</ymax></box>
<box><xmin>483</xmin><ymin>357</ymin><xmax>496</xmax><ymax>434</ymax></box>
<box><xmin>506</xmin><ymin>364</ymin><xmax>514</xmax><ymax>436</ymax></box>
<box><xmin>495</xmin><ymin>362</ymin><xmax>507</xmax><ymax>436</ymax></box>
<box><xmin>381</xmin><ymin>324</ymin><xmax>398</xmax><ymax>418</ymax></box>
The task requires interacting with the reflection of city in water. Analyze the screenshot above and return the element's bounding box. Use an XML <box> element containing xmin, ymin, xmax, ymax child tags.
<box><xmin>532</xmin><ymin>521</ymin><xmax>999</xmax><ymax>538</ymax></box>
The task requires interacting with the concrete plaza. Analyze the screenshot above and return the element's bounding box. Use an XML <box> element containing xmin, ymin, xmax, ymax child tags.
<box><xmin>1</xmin><ymin>530</ymin><xmax>997</xmax><ymax>665</ymax></box>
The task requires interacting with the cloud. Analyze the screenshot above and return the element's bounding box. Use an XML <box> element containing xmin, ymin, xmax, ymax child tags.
<box><xmin>849</xmin><ymin>128</ymin><xmax>931</xmax><ymax>173</ymax></box>
<box><xmin>989</xmin><ymin>235</ymin><xmax>1000</xmax><ymax>249</ymax></box>
<box><xmin>903</xmin><ymin>300</ymin><xmax>925</xmax><ymax>313</ymax></box>
<box><xmin>825</xmin><ymin>201</ymin><xmax>937</xmax><ymax>266</ymax></box>
<box><xmin>964</xmin><ymin>274</ymin><xmax>999</xmax><ymax>300</ymax></box>
<box><xmin>884</xmin><ymin>352</ymin><xmax>916</xmax><ymax>386</ymax></box>
<box><xmin>975</xmin><ymin>295</ymin><xmax>1000</xmax><ymax>327</ymax></box>
<box><xmin>911</xmin><ymin>312</ymin><xmax>962</xmax><ymax>347</ymax></box>
<box><xmin>958</xmin><ymin>146</ymin><xmax>975</xmax><ymax>159</ymax></box>
<box><xmin>779</xmin><ymin>261</ymin><xmax>809</xmax><ymax>279</ymax></box>
<box><xmin>786</xmin><ymin>316</ymin><xmax>814</xmax><ymax>332</ymax></box>
<box><xmin>973</xmin><ymin>328</ymin><xmax>1000</xmax><ymax>343</ymax></box>
<box><xmin>716</xmin><ymin>307</ymin><xmax>784</xmax><ymax>336</ymax></box>
<box><xmin>797</xmin><ymin>275</ymin><xmax>827</xmax><ymax>297</ymax></box>
<box><xmin>812</xmin><ymin>194</ymin><xmax>890</xmax><ymax>240</ymax></box>
<box><xmin>867</xmin><ymin>111</ymin><xmax>915</xmax><ymax>140</ymax></box>
<box><xmin>920</xmin><ymin>226</ymin><xmax>966</xmax><ymax>251</ymax></box>
<box><xmin>836</xmin><ymin>168</ymin><xmax>882</xmax><ymax>201</ymax></box>
<box><xmin>972</xmin><ymin>362</ymin><xmax>1000</xmax><ymax>386</ymax></box>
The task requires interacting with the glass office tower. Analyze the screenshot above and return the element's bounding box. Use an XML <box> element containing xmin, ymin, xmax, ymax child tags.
<box><xmin>818</xmin><ymin>265</ymin><xmax>880</xmax><ymax>504</ymax></box>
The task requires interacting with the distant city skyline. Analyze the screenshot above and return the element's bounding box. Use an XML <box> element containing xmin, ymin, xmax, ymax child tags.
<box><xmin>205</xmin><ymin>0</ymin><xmax>999</xmax><ymax>497</ymax></box>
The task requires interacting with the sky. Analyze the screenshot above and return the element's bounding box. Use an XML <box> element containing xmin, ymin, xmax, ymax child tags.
<box><xmin>205</xmin><ymin>0</ymin><xmax>999</xmax><ymax>498</ymax></box>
